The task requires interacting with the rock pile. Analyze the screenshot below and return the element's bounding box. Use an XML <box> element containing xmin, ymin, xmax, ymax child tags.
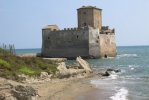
<box><xmin>57</xmin><ymin>56</ymin><xmax>92</xmax><ymax>78</ymax></box>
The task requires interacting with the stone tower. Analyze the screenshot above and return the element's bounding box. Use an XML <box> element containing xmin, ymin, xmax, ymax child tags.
<box><xmin>77</xmin><ymin>6</ymin><xmax>102</xmax><ymax>30</ymax></box>
<box><xmin>41</xmin><ymin>6</ymin><xmax>117</xmax><ymax>58</ymax></box>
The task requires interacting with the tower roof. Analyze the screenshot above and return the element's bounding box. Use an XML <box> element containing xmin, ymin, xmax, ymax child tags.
<box><xmin>77</xmin><ymin>6</ymin><xmax>102</xmax><ymax>10</ymax></box>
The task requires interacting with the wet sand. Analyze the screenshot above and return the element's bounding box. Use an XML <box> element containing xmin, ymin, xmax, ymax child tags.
<box><xmin>76</xmin><ymin>85</ymin><xmax>114</xmax><ymax>100</ymax></box>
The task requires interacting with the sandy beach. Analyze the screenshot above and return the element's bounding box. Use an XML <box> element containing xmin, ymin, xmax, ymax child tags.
<box><xmin>31</xmin><ymin>76</ymin><xmax>97</xmax><ymax>100</ymax></box>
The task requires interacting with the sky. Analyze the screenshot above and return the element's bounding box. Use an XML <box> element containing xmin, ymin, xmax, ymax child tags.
<box><xmin>0</xmin><ymin>0</ymin><xmax>149</xmax><ymax>49</ymax></box>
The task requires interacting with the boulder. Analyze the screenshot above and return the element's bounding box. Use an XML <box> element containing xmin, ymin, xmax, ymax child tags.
<box><xmin>76</xmin><ymin>56</ymin><xmax>92</xmax><ymax>73</ymax></box>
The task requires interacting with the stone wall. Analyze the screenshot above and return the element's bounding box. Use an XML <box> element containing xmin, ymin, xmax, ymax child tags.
<box><xmin>99</xmin><ymin>33</ymin><xmax>117</xmax><ymax>57</ymax></box>
<box><xmin>89</xmin><ymin>27</ymin><xmax>100</xmax><ymax>58</ymax></box>
<box><xmin>42</xmin><ymin>27</ymin><xmax>90</xmax><ymax>58</ymax></box>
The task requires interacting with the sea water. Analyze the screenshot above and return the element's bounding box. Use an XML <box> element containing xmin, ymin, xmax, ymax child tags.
<box><xmin>16</xmin><ymin>48</ymin><xmax>41</xmax><ymax>54</ymax></box>
<box><xmin>89</xmin><ymin>46</ymin><xmax>149</xmax><ymax>100</ymax></box>
<box><xmin>16</xmin><ymin>46</ymin><xmax>149</xmax><ymax>100</ymax></box>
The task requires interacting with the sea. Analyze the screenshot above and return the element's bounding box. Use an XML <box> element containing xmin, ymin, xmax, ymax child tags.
<box><xmin>16</xmin><ymin>46</ymin><xmax>149</xmax><ymax>100</ymax></box>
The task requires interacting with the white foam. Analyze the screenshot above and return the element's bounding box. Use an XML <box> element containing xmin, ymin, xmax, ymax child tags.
<box><xmin>130</xmin><ymin>68</ymin><xmax>134</xmax><ymax>70</ymax></box>
<box><xmin>109</xmin><ymin>74</ymin><xmax>118</xmax><ymax>80</ymax></box>
<box><xmin>110</xmin><ymin>87</ymin><xmax>128</xmax><ymax>100</ymax></box>
<box><xmin>117</xmin><ymin>54</ymin><xmax>138</xmax><ymax>58</ymax></box>
<box><xmin>109</xmin><ymin>71</ymin><xmax>118</xmax><ymax>80</ymax></box>
<box><xmin>128</xmin><ymin>65</ymin><xmax>139</xmax><ymax>70</ymax></box>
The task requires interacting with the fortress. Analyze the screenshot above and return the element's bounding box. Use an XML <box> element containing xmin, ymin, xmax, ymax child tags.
<box><xmin>41</xmin><ymin>6</ymin><xmax>117</xmax><ymax>58</ymax></box>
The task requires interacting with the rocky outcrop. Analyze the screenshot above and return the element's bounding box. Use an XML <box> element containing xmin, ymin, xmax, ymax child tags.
<box><xmin>18</xmin><ymin>72</ymin><xmax>52</xmax><ymax>84</ymax></box>
<box><xmin>11</xmin><ymin>85</ymin><xmax>37</xmax><ymax>100</ymax></box>
<box><xmin>0</xmin><ymin>79</ymin><xmax>15</xmax><ymax>100</ymax></box>
<box><xmin>0</xmin><ymin>78</ymin><xmax>37</xmax><ymax>100</ymax></box>
<box><xmin>76</xmin><ymin>56</ymin><xmax>92</xmax><ymax>73</ymax></box>
<box><xmin>57</xmin><ymin>57</ymin><xmax>92</xmax><ymax>78</ymax></box>
<box><xmin>57</xmin><ymin>62</ymin><xmax>86</xmax><ymax>79</ymax></box>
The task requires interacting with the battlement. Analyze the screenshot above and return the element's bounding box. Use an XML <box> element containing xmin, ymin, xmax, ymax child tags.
<box><xmin>78</xmin><ymin>6</ymin><xmax>102</xmax><ymax>10</ymax></box>
<box><xmin>100</xmin><ymin>26</ymin><xmax>115</xmax><ymax>35</ymax></box>
<box><xmin>43</xmin><ymin>26</ymin><xmax>96</xmax><ymax>33</ymax></box>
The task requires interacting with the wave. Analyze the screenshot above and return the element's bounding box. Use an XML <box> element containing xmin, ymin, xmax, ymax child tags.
<box><xmin>109</xmin><ymin>71</ymin><xmax>118</xmax><ymax>80</ymax></box>
<box><xmin>110</xmin><ymin>87</ymin><xmax>128</xmax><ymax>100</ymax></box>
<box><xmin>117</xmin><ymin>54</ymin><xmax>138</xmax><ymax>58</ymax></box>
<box><xmin>128</xmin><ymin>65</ymin><xmax>139</xmax><ymax>70</ymax></box>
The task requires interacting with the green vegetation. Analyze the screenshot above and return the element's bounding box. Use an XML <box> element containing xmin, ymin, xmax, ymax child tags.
<box><xmin>0</xmin><ymin>59</ymin><xmax>11</xmax><ymax>70</ymax></box>
<box><xmin>0</xmin><ymin>48</ymin><xmax>58</xmax><ymax>80</ymax></box>
<box><xmin>18</xmin><ymin>66</ymin><xmax>36</xmax><ymax>76</ymax></box>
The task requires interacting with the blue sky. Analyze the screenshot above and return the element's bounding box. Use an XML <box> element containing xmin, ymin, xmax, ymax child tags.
<box><xmin>0</xmin><ymin>0</ymin><xmax>149</xmax><ymax>49</ymax></box>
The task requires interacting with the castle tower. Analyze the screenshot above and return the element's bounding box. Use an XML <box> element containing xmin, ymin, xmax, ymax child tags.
<box><xmin>77</xmin><ymin>6</ymin><xmax>102</xmax><ymax>29</ymax></box>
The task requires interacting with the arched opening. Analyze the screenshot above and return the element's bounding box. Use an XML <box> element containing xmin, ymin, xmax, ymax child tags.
<box><xmin>104</xmin><ymin>54</ymin><xmax>107</xmax><ymax>58</ymax></box>
<box><xmin>77</xmin><ymin>35</ymin><xmax>79</xmax><ymax>39</ymax></box>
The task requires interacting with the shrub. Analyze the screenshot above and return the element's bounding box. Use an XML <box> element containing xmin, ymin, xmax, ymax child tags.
<box><xmin>0</xmin><ymin>59</ymin><xmax>11</xmax><ymax>70</ymax></box>
<box><xmin>18</xmin><ymin>66</ymin><xmax>36</xmax><ymax>76</ymax></box>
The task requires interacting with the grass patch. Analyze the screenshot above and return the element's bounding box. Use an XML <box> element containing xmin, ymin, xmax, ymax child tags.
<box><xmin>0</xmin><ymin>48</ymin><xmax>58</xmax><ymax>80</ymax></box>
<box><xmin>18</xmin><ymin>66</ymin><xmax>36</xmax><ymax>76</ymax></box>
<box><xmin>0</xmin><ymin>59</ymin><xmax>11</xmax><ymax>70</ymax></box>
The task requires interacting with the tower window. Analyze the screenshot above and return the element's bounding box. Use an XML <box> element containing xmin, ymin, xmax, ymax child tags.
<box><xmin>77</xmin><ymin>35</ymin><xmax>79</xmax><ymax>39</ymax></box>
<box><xmin>83</xmin><ymin>12</ymin><xmax>86</xmax><ymax>14</ymax></box>
<box><xmin>48</xmin><ymin>37</ymin><xmax>50</xmax><ymax>39</ymax></box>
<box><xmin>83</xmin><ymin>23</ymin><xmax>87</xmax><ymax>26</ymax></box>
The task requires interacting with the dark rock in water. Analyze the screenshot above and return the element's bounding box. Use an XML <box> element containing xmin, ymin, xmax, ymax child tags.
<box><xmin>107</xmin><ymin>68</ymin><xmax>121</xmax><ymax>73</ymax></box>
<box><xmin>114</xmin><ymin>69</ymin><xmax>121</xmax><ymax>73</ymax></box>
<box><xmin>12</xmin><ymin>85</ymin><xmax>37</xmax><ymax>100</ymax></box>
<box><xmin>107</xmin><ymin>68</ymin><xmax>114</xmax><ymax>71</ymax></box>
<box><xmin>102</xmin><ymin>71</ymin><xmax>110</xmax><ymax>76</ymax></box>
<box><xmin>97</xmin><ymin>68</ymin><xmax>121</xmax><ymax>77</ymax></box>
<box><xmin>98</xmin><ymin>71</ymin><xmax>110</xmax><ymax>76</ymax></box>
